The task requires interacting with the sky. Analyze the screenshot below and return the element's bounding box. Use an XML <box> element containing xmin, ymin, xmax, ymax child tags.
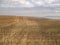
<box><xmin>0</xmin><ymin>0</ymin><xmax>60</xmax><ymax>7</ymax></box>
<box><xmin>0</xmin><ymin>0</ymin><xmax>60</xmax><ymax>19</ymax></box>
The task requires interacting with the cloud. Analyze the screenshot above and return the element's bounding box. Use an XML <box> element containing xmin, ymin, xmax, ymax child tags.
<box><xmin>0</xmin><ymin>0</ymin><xmax>60</xmax><ymax>8</ymax></box>
<box><xmin>18</xmin><ymin>0</ymin><xmax>34</xmax><ymax>7</ymax></box>
<box><xmin>45</xmin><ymin>0</ymin><xmax>55</xmax><ymax>3</ymax></box>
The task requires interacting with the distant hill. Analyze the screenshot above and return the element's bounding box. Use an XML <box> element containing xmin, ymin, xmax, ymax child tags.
<box><xmin>0</xmin><ymin>16</ymin><xmax>60</xmax><ymax>45</ymax></box>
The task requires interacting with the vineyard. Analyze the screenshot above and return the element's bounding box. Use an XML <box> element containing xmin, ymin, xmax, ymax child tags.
<box><xmin>0</xmin><ymin>16</ymin><xmax>60</xmax><ymax>45</ymax></box>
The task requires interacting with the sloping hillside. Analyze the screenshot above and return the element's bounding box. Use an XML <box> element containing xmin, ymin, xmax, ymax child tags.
<box><xmin>0</xmin><ymin>16</ymin><xmax>60</xmax><ymax>45</ymax></box>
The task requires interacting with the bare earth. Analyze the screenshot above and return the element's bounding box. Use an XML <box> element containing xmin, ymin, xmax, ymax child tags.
<box><xmin>0</xmin><ymin>16</ymin><xmax>60</xmax><ymax>45</ymax></box>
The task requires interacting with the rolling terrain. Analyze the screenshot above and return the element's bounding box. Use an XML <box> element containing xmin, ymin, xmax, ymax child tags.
<box><xmin>0</xmin><ymin>16</ymin><xmax>60</xmax><ymax>45</ymax></box>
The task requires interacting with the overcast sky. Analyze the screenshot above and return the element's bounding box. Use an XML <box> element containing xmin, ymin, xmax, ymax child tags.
<box><xmin>0</xmin><ymin>0</ymin><xmax>60</xmax><ymax>7</ymax></box>
<box><xmin>0</xmin><ymin>0</ymin><xmax>60</xmax><ymax>19</ymax></box>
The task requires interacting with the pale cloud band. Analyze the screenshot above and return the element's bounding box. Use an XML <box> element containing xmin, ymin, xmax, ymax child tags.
<box><xmin>0</xmin><ymin>0</ymin><xmax>60</xmax><ymax>8</ymax></box>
